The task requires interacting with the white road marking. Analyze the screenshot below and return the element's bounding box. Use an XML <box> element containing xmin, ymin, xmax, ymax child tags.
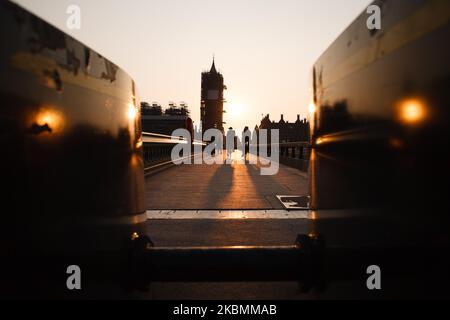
<box><xmin>146</xmin><ymin>210</ymin><xmax>310</xmax><ymax>220</ymax></box>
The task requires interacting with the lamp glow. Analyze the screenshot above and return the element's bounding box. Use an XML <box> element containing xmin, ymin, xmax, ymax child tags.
<box><xmin>398</xmin><ymin>98</ymin><xmax>427</xmax><ymax>124</ymax></box>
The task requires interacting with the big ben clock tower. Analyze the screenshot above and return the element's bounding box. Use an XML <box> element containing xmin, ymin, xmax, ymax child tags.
<box><xmin>200</xmin><ymin>58</ymin><xmax>226</xmax><ymax>134</ymax></box>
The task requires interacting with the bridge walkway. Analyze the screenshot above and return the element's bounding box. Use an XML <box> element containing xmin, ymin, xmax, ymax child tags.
<box><xmin>145</xmin><ymin>151</ymin><xmax>308</xmax><ymax>210</ymax></box>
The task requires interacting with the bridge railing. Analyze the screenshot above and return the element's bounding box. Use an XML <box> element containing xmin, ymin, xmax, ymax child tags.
<box><xmin>143</xmin><ymin>131</ymin><xmax>310</xmax><ymax>172</ymax></box>
<box><xmin>142</xmin><ymin>132</ymin><xmax>205</xmax><ymax>173</ymax></box>
<box><xmin>278</xmin><ymin>142</ymin><xmax>311</xmax><ymax>172</ymax></box>
<box><xmin>252</xmin><ymin>141</ymin><xmax>310</xmax><ymax>172</ymax></box>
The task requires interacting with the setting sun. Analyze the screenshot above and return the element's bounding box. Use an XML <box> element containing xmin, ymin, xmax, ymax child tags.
<box><xmin>227</xmin><ymin>103</ymin><xmax>243</xmax><ymax>118</ymax></box>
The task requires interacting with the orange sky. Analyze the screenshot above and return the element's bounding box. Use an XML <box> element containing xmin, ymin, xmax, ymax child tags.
<box><xmin>14</xmin><ymin>0</ymin><xmax>370</xmax><ymax>132</ymax></box>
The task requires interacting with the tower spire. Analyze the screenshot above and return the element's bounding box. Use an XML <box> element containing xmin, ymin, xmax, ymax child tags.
<box><xmin>210</xmin><ymin>55</ymin><xmax>217</xmax><ymax>74</ymax></box>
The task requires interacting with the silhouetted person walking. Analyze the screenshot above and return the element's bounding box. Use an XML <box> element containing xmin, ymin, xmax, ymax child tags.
<box><xmin>226</xmin><ymin>127</ymin><xmax>235</xmax><ymax>162</ymax></box>
<box><xmin>242</xmin><ymin>126</ymin><xmax>250</xmax><ymax>163</ymax></box>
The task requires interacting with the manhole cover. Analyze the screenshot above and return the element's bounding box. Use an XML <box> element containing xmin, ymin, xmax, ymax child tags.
<box><xmin>276</xmin><ymin>195</ymin><xmax>310</xmax><ymax>210</ymax></box>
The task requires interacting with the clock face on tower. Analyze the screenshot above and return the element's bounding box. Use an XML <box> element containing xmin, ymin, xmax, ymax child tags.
<box><xmin>207</xmin><ymin>90</ymin><xmax>219</xmax><ymax>100</ymax></box>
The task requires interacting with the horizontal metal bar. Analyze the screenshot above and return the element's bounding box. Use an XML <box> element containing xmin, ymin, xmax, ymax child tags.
<box><xmin>142</xmin><ymin>131</ymin><xmax>181</xmax><ymax>139</ymax></box>
<box><xmin>257</xmin><ymin>142</ymin><xmax>310</xmax><ymax>147</ymax></box>
<box><xmin>143</xmin><ymin>156</ymin><xmax>190</xmax><ymax>172</ymax></box>
<box><xmin>122</xmin><ymin>234</ymin><xmax>324</xmax><ymax>291</ymax></box>
<box><xmin>142</xmin><ymin>131</ymin><xmax>205</xmax><ymax>145</ymax></box>
<box><xmin>123</xmin><ymin>234</ymin><xmax>450</xmax><ymax>292</ymax></box>
<box><xmin>144</xmin><ymin>153</ymin><xmax>202</xmax><ymax>173</ymax></box>
<box><xmin>145</xmin><ymin>246</ymin><xmax>301</xmax><ymax>282</ymax></box>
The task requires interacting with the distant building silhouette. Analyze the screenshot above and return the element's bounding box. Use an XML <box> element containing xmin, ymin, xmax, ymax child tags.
<box><xmin>141</xmin><ymin>102</ymin><xmax>193</xmax><ymax>137</ymax></box>
<box><xmin>256</xmin><ymin>114</ymin><xmax>309</xmax><ymax>142</ymax></box>
<box><xmin>165</xmin><ymin>102</ymin><xmax>190</xmax><ymax>116</ymax></box>
<box><xmin>141</xmin><ymin>102</ymin><xmax>163</xmax><ymax>116</ymax></box>
<box><xmin>201</xmin><ymin>58</ymin><xmax>226</xmax><ymax>134</ymax></box>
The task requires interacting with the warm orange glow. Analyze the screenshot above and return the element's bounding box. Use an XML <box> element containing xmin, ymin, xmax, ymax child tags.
<box><xmin>131</xmin><ymin>232</ymin><xmax>139</xmax><ymax>240</ymax></box>
<box><xmin>398</xmin><ymin>98</ymin><xmax>427</xmax><ymax>124</ymax></box>
<box><xmin>130</xmin><ymin>153</ymin><xmax>141</xmax><ymax>167</ymax></box>
<box><xmin>390</xmin><ymin>138</ymin><xmax>403</xmax><ymax>149</ymax></box>
<box><xmin>34</xmin><ymin>107</ymin><xmax>64</xmax><ymax>133</ymax></box>
<box><xmin>308</xmin><ymin>101</ymin><xmax>316</xmax><ymax>114</ymax></box>
<box><xmin>36</xmin><ymin>110</ymin><xmax>57</xmax><ymax>126</ymax></box>
<box><xmin>309</xmin><ymin>149</ymin><xmax>317</xmax><ymax>210</ymax></box>
<box><xmin>127</xmin><ymin>103</ymin><xmax>137</xmax><ymax>121</ymax></box>
<box><xmin>316</xmin><ymin>137</ymin><xmax>324</xmax><ymax>145</ymax></box>
<box><xmin>309</xmin><ymin>149</ymin><xmax>316</xmax><ymax>161</ymax></box>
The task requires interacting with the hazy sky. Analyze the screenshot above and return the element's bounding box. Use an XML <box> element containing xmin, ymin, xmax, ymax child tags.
<box><xmin>14</xmin><ymin>0</ymin><xmax>369</xmax><ymax>131</ymax></box>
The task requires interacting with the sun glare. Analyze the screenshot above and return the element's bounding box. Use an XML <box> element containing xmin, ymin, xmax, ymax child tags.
<box><xmin>127</xmin><ymin>103</ymin><xmax>137</xmax><ymax>121</ymax></box>
<box><xmin>227</xmin><ymin>103</ymin><xmax>242</xmax><ymax>118</ymax></box>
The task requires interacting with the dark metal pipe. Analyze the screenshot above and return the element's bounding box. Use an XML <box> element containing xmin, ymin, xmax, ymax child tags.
<box><xmin>122</xmin><ymin>234</ymin><xmax>325</xmax><ymax>291</ymax></box>
<box><xmin>145</xmin><ymin>246</ymin><xmax>302</xmax><ymax>282</ymax></box>
<box><xmin>123</xmin><ymin>234</ymin><xmax>450</xmax><ymax>293</ymax></box>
